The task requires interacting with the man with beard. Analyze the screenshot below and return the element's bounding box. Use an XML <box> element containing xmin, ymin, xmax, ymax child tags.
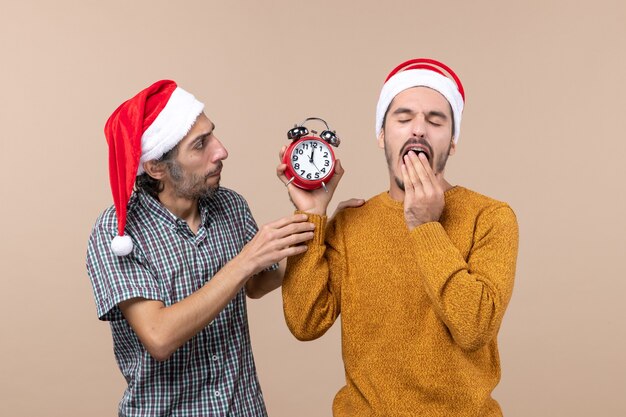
<box><xmin>277</xmin><ymin>59</ymin><xmax>519</xmax><ymax>416</ymax></box>
<box><xmin>87</xmin><ymin>80</ymin><xmax>315</xmax><ymax>416</ymax></box>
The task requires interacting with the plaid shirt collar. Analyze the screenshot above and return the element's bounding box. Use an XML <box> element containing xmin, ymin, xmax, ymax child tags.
<box><xmin>134</xmin><ymin>190</ymin><xmax>214</xmax><ymax>233</ymax></box>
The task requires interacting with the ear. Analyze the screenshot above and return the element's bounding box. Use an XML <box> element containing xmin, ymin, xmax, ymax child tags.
<box><xmin>377</xmin><ymin>129</ymin><xmax>385</xmax><ymax>149</ymax></box>
<box><xmin>448</xmin><ymin>140</ymin><xmax>456</xmax><ymax>156</ymax></box>
<box><xmin>143</xmin><ymin>160</ymin><xmax>167</xmax><ymax>180</ymax></box>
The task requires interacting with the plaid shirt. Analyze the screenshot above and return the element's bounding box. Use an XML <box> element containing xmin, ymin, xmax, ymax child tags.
<box><xmin>87</xmin><ymin>187</ymin><xmax>270</xmax><ymax>417</ymax></box>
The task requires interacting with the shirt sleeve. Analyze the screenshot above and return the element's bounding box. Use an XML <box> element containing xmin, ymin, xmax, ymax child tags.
<box><xmin>86</xmin><ymin>224</ymin><xmax>163</xmax><ymax>321</ymax></box>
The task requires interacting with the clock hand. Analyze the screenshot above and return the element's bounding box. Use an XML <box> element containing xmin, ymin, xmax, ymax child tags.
<box><xmin>309</xmin><ymin>146</ymin><xmax>315</xmax><ymax>163</ymax></box>
<box><xmin>312</xmin><ymin>159</ymin><xmax>330</xmax><ymax>193</ymax></box>
<box><xmin>311</xmin><ymin>160</ymin><xmax>322</xmax><ymax>173</ymax></box>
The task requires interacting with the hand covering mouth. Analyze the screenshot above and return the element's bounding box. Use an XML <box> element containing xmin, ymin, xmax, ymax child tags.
<box><xmin>401</xmin><ymin>141</ymin><xmax>432</xmax><ymax>161</ymax></box>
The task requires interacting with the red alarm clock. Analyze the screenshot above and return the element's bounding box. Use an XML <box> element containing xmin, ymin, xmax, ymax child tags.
<box><xmin>282</xmin><ymin>117</ymin><xmax>341</xmax><ymax>191</ymax></box>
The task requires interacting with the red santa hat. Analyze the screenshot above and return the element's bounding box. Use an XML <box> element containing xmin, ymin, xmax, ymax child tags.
<box><xmin>375</xmin><ymin>58</ymin><xmax>465</xmax><ymax>142</ymax></box>
<box><xmin>104</xmin><ymin>80</ymin><xmax>204</xmax><ymax>256</ymax></box>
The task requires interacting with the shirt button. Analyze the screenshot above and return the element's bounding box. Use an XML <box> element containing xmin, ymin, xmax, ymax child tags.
<box><xmin>212</xmin><ymin>355</ymin><xmax>218</xmax><ymax>362</ymax></box>
<box><xmin>214</xmin><ymin>390</ymin><xmax>221</xmax><ymax>397</ymax></box>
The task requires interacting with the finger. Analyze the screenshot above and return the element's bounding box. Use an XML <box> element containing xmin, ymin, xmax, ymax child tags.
<box><xmin>336</xmin><ymin>198</ymin><xmax>365</xmax><ymax>211</ymax></box>
<box><xmin>419</xmin><ymin>153</ymin><xmax>437</xmax><ymax>184</ymax></box>
<box><xmin>334</xmin><ymin>158</ymin><xmax>345</xmax><ymax>176</ymax></box>
<box><xmin>409</xmin><ymin>152</ymin><xmax>433</xmax><ymax>193</ymax></box>
<box><xmin>276</xmin><ymin>163</ymin><xmax>290</xmax><ymax>184</ymax></box>
<box><xmin>324</xmin><ymin>159</ymin><xmax>344</xmax><ymax>191</ymax></box>
<box><xmin>426</xmin><ymin>159</ymin><xmax>445</xmax><ymax>192</ymax></box>
<box><xmin>265</xmin><ymin>213</ymin><xmax>310</xmax><ymax>230</ymax></box>
<box><xmin>278</xmin><ymin>230</ymin><xmax>315</xmax><ymax>248</ymax></box>
<box><xmin>403</xmin><ymin>154</ymin><xmax>421</xmax><ymax>192</ymax></box>
<box><xmin>278</xmin><ymin>145</ymin><xmax>287</xmax><ymax>162</ymax></box>
<box><xmin>275</xmin><ymin>220</ymin><xmax>316</xmax><ymax>238</ymax></box>
<box><xmin>400</xmin><ymin>163</ymin><xmax>415</xmax><ymax>199</ymax></box>
<box><xmin>432</xmin><ymin>170</ymin><xmax>444</xmax><ymax>192</ymax></box>
<box><xmin>279</xmin><ymin>244</ymin><xmax>309</xmax><ymax>259</ymax></box>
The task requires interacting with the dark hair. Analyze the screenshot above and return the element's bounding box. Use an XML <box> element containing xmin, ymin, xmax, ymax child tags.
<box><xmin>381</xmin><ymin>100</ymin><xmax>456</xmax><ymax>138</ymax></box>
<box><xmin>134</xmin><ymin>144</ymin><xmax>180</xmax><ymax>198</ymax></box>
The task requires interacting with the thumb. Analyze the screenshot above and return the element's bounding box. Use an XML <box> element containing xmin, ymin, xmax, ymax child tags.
<box><xmin>334</xmin><ymin>159</ymin><xmax>345</xmax><ymax>177</ymax></box>
<box><xmin>327</xmin><ymin>159</ymin><xmax>344</xmax><ymax>188</ymax></box>
<box><xmin>319</xmin><ymin>159</ymin><xmax>344</xmax><ymax>195</ymax></box>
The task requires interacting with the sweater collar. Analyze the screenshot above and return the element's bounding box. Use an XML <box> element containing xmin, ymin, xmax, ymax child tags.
<box><xmin>378</xmin><ymin>185</ymin><xmax>463</xmax><ymax>210</ymax></box>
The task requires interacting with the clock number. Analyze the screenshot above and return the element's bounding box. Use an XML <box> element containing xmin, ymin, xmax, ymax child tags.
<box><xmin>306</xmin><ymin>173</ymin><xmax>312</xmax><ymax>179</ymax></box>
<box><xmin>292</xmin><ymin>155</ymin><xmax>298</xmax><ymax>161</ymax></box>
<box><xmin>296</xmin><ymin>149</ymin><xmax>304</xmax><ymax>155</ymax></box>
<box><xmin>321</xmin><ymin>167</ymin><xmax>326</xmax><ymax>173</ymax></box>
<box><xmin>323</xmin><ymin>152</ymin><xmax>328</xmax><ymax>157</ymax></box>
<box><xmin>315</xmin><ymin>172</ymin><xmax>320</xmax><ymax>179</ymax></box>
<box><xmin>324</xmin><ymin>160</ymin><xmax>330</xmax><ymax>167</ymax></box>
<box><xmin>294</xmin><ymin>163</ymin><xmax>300</xmax><ymax>169</ymax></box>
<box><xmin>300</xmin><ymin>170</ymin><xmax>305</xmax><ymax>176</ymax></box>
<box><xmin>312</xmin><ymin>142</ymin><xmax>318</xmax><ymax>149</ymax></box>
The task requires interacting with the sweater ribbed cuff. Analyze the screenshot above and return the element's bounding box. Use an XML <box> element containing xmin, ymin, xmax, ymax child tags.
<box><xmin>409</xmin><ymin>221</ymin><xmax>452</xmax><ymax>252</ymax></box>
<box><xmin>295</xmin><ymin>210</ymin><xmax>327</xmax><ymax>246</ymax></box>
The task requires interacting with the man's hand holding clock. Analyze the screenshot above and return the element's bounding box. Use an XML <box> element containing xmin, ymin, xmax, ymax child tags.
<box><xmin>276</xmin><ymin>117</ymin><xmax>342</xmax><ymax>216</ymax></box>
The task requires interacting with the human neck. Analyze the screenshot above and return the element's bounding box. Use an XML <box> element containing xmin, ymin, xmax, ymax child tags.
<box><xmin>157</xmin><ymin>189</ymin><xmax>201</xmax><ymax>233</ymax></box>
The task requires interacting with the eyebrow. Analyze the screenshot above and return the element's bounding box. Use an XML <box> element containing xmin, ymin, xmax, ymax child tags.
<box><xmin>426</xmin><ymin>111</ymin><xmax>448</xmax><ymax>120</ymax></box>
<box><xmin>392</xmin><ymin>107</ymin><xmax>448</xmax><ymax>120</ymax></box>
<box><xmin>391</xmin><ymin>107</ymin><xmax>414</xmax><ymax>116</ymax></box>
<box><xmin>189</xmin><ymin>123</ymin><xmax>215</xmax><ymax>148</ymax></box>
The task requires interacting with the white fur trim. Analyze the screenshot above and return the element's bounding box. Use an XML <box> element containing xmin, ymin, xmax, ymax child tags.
<box><xmin>137</xmin><ymin>87</ymin><xmax>205</xmax><ymax>174</ymax></box>
<box><xmin>375</xmin><ymin>69</ymin><xmax>464</xmax><ymax>143</ymax></box>
<box><xmin>111</xmin><ymin>235</ymin><xmax>133</xmax><ymax>256</ymax></box>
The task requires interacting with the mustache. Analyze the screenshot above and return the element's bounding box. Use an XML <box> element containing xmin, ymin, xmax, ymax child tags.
<box><xmin>205</xmin><ymin>161</ymin><xmax>223</xmax><ymax>178</ymax></box>
<box><xmin>399</xmin><ymin>138</ymin><xmax>433</xmax><ymax>159</ymax></box>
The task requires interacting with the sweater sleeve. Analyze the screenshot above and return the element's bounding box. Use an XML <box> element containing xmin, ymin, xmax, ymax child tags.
<box><xmin>282</xmin><ymin>211</ymin><xmax>345</xmax><ymax>341</ymax></box>
<box><xmin>409</xmin><ymin>204</ymin><xmax>519</xmax><ymax>351</ymax></box>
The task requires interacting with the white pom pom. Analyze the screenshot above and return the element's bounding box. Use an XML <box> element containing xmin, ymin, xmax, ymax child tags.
<box><xmin>111</xmin><ymin>235</ymin><xmax>133</xmax><ymax>256</ymax></box>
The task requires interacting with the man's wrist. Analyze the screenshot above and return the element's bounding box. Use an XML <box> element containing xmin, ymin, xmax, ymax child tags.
<box><xmin>228</xmin><ymin>255</ymin><xmax>257</xmax><ymax>281</ymax></box>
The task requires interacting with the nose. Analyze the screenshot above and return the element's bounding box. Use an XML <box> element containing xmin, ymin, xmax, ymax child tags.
<box><xmin>211</xmin><ymin>136</ymin><xmax>229</xmax><ymax>162</ymax></box>
<box><xmin>411</xmin><ymin>115</ymin><xmax>427</xmax><ymax>138</ymax></box>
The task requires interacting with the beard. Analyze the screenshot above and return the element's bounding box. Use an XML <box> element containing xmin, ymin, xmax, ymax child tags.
<box><xmin>385</xmin><ymin>136</ymin><xmax>451</xmax><ymax>192</ymax></box>
<box><xmin>167</xmin><ymin>161</ymin><xmax>222</xmax><ymax>200</ymax></box>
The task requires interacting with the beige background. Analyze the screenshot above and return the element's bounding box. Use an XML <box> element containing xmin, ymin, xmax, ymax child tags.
<box><xmin>1</xmin><ymin>1</ymin><xmax>625</xmax><ymax>416</ymax></box>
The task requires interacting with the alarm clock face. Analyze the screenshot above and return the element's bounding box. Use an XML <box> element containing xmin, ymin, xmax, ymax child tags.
<box><xmin>289</xmin><ymin>139</ymin><xmax>334</xmax><ymax>182</ymax></box>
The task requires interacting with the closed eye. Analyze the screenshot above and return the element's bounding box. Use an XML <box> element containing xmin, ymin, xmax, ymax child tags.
<box><xmin>426</xmin><ymin>111</ymin><xmax>448</xmax><ymax>127</ymax></box>
<box><xmin>192</xmin><ymin>133</ymin><xmax>211</xmax><ymax>150</ymax></box>
<box><xmin>391</xmin><ymin>107</ymin><xmax>415</xmax><ymax>124</ymax></box>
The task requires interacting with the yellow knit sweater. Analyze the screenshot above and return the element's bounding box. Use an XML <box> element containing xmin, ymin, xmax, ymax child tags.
<box><xmin>283</xmin><ymin>186</ymin><xmax>519</xmax><ymax>417</ymax></box>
